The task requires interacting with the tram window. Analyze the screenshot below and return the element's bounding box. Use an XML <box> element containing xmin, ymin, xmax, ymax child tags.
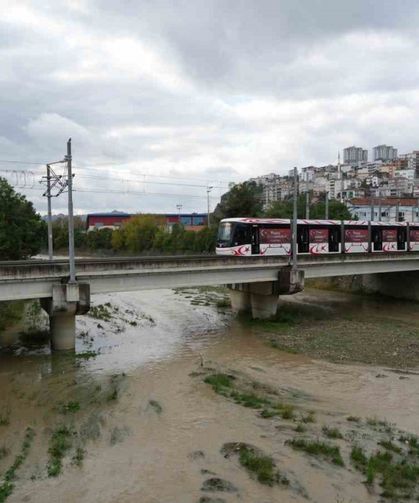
<box><xmin>217</xmin><ymin>223</ymin><xmax>232</xmax><ymax>243</ymax></box>
<box><xmin>233</xmin><ymin>224</ymin><xmax>251</xmax><ymax>245</ymax></box>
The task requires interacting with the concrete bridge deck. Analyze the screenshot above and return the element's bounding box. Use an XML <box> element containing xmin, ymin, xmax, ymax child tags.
<box><xmin>2</xmin><ymin>253</ymin><xmax>419</xmax><ymax>302</ymax></box>
<box><xmin>3</xmin><ymin>253</ymin><xmax>419</xmax><ymax>350</ymax></box>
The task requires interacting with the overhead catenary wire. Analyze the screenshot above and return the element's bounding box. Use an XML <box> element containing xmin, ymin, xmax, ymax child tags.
<box><xmin>0</xmin><ymin>159</ymin><xmax>232</xmax><ymax>186</ymax></box>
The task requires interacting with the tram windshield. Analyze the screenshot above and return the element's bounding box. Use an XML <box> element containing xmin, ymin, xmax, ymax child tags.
<box><xmin>217</xmin><ymin>222</ymin><xmax>233</xmax><ymax>245</ymax></box>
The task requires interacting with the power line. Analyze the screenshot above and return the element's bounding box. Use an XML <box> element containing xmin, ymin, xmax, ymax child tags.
<box><xmin>13</xmin><ymin>185</ymin><xmax>220</xmax><ymax>200</ymax></box>
<box><xmin>0</xmin><ymin>158</ymin><xmax>232</xmax><ymax>185</ymax></box>
<box><xmin>0</xmin><ymin>159</ymin><xmax>47</xmax><ymax>165</ymax></box>
<box><xmin>74</xmin><ymin>172</ymin><xmax>227</xmax><ymax>189</ymax></box>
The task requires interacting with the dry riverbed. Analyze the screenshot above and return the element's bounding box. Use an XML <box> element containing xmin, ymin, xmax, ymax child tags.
<box><xmin>1</xmin><ymin>287</ymin><xmax>419</xmax><ymax>503</ymax></box>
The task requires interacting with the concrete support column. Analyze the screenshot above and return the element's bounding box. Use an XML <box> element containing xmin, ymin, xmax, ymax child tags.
<box><xmin>50</xmin><ymin>306</ymin><xmax>77</xmax><ymax>351</ymax></box>
<box><xmin>41</xmin><ymin>283</ymin><xmax>90</xmax><ymax>352</ymax></box>
<box><xmin>227</xmin><ymin>268</ymin><xmax>304</xmax><ymax>320</ymax></box>
<box><xmin>229</xmin><ymin>289</ymin><xmax>251</xmax><ymax>314</ymax></box>
<box><xmin>250</xmin><ymin>293</ymin><xmax>278</xmax><ymax>319</ymax></box>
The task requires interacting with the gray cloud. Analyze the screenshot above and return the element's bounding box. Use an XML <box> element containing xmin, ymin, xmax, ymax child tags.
<box><xmin>1</xmin><ymin>0</ymin><xmax>419</xmax><ymax>214</ymax></box>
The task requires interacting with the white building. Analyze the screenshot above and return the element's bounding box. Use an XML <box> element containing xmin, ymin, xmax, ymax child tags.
<box><xmin>347</xmin><ymin>197</ymin><xmax>419</xmax><ymax>223</ymax></box>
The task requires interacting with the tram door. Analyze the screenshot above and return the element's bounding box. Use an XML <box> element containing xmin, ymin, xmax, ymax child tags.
<box><xmin>251</xmin><ymin>225</ymin><xmax>260</xmax><ymax>255</ymax></box>
<box><xmin>371</xmin><ymin>227</ymin><xmax>382</xmax><ymax>251</ymax></box>
<box><xmin>297</xmin><ymin>226</ymin><xmax>309</xmax><ymax>253</ymax></box>
<box><xmin>397</xmin><ymin>228</ymin><xmax>406</xmax><ymax>251</ymax></box>
<box><xmin>329</xmin><ymin>227</ymin><xmax>340</xmax><ymax>252</ymax></box>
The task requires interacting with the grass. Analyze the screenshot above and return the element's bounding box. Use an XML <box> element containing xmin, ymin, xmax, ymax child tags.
<box><xmin>399</xmin><ymin>434</ymin><xmax>419</xmax><ymax>455</ymax></box>
<box><xmin>71</xmin><ymin>447</ymin><xmax>85</xmax><ymax>467</ymax></box>
<box><xmin>204</xmin><ymin>373</ymin><xmax>296</xmax><ymax>418</ymax></box>
<box><xmin>378</xmin><ymin>440</ymin><xmax>402</xmax><ymax>454</ymax></box>
<box><xmin>0</xmin><ymin>427</ymin><xmax>35</xmax><ymax>503</ymax></box>
<box><xmin>300</xmin><ymin>411</ymin><xmax>316</xmax><ymax>423</ymax></box>
<box><xmin>287</xmin><ymin>438</ymin><xmax>344</xmax><ymax>466</ymax></box>
<box><xmin>230</xmin><ymin>390</ymin><xmax>271</xmax><ymax>408</ymax></box>
<box><xmin>204</xmin><ymin>373</ymin><xmax>235</xmax><ymax>394</ymax></box>
<box><xmin>0</xmin><ymin>411</ymin><xmax>10</xmax><ymax>426</ymax></box>
<box><xmin>236</xmin><ymin>444</ymin><xmax>288</xmax><ymax>486</ymax></box>
<box><xmin>216</xmin><ymin>298</ymin><xmax>230</xmax><ymax>308</ymax></box>
<box><xmin>59</xmin><ymin>401</ymin><xmax>80</xmax><ymax>414</ymax></box>
<box><xmin>322</xmin><ymin>426</ymin><xmax>343</xmax><ymax>439</ymax></box>
<box><xmin>47</xmin><ymin>426</ymin><xmax>74</xmax><ymax>477</ymax></box>
<box><xmin>347</xmin><ymin>415</ymin><xmax>361</xmax><ymax>423</ymax></box>
<box><xmin>260</xmin><ymin>403</ymin><xmax>295</xmax><ymax>420</ymax></box>
<box><xmin>269</xmin><ymin>339</ymin><xmax>299</xmax><ymax>353</ymax></box>
<box><xmin>76</xmin><ymin>351</ymin><xmax>98</xmax><ymax>360</ymax></box>
<box><xmin>88</xmin><ymin>304</ymin><xmax>112</xmax><ymax>322</ymax></box>
<box><xmin>351</xmin><ymin>445</ymin><xmax>419</xmax><ymax>499</ymax></box>
<box><xmin>295</xmin><ymin>424</ymin><xmax>307</xmax><ymax>433</ymax></box>
<box><xmin>149</xmin><ymin>400</ymin><xmax>163</xmax><ymax>414</ymax></box>
<box><xmin>0</xmin><ymin>446</ymin><xmax>9</xmax><ymax>460</ymax></box>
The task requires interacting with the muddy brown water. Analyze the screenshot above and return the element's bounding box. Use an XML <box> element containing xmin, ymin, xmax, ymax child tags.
<box><xmin>1</xmin><ymin>288</ymin><xmax>419</xmax><ymax>503</ymax></box>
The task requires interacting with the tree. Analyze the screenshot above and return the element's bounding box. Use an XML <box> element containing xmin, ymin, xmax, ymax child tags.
<box><xmin>0</xmin><ymin>177</ymin><xmax>46</xmax><ymax>260</ymax></box>
<box><xmin>52</xmin><ymin>216</ymin><xmax>86</xmax><ymax>250</ymax></box>
<box><xmin>119</xmin><ymin>214</ymin><xmax>164</xmax><ymax>253</ymax></box>
<box><xmin>265</xmin><ymin>194</ymin><xmax>352</xmax><ymax>220</ymax></box>
<box><xmin>213</xmin><ymin>181</ymin><xmax>263</xmax><ymax>221</ymax></box>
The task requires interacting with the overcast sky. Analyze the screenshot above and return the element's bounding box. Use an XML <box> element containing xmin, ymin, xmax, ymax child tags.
<box><xmin>1</xmin><ymin>0</ymin><xmax>419</xmax><ymax>214</ymax></box>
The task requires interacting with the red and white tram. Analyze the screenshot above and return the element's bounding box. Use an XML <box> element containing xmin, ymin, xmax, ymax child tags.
<box><xmin>216</xmin><ymin>218</ymin><xmax>419</xmax><ymax>256</ymax></box>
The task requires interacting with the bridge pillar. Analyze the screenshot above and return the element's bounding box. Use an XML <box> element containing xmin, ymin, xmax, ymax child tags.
<box><xmin>41</xmin><ymin>283</ymin><xmax>90</xmax><ymax>351</ymax></box>
<box><xmin>229</xmin><ymin>289</ymin><xmax>251</xmax><ymax>313</ymax></box>
<box><xmin>228</xmin><ymin>267</ymin><xmax>305</xmax><ymax>320</ymax></box>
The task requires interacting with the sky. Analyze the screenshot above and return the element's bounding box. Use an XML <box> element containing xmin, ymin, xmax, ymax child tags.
<box><xmin>1</xmin><ymin>0</ymin><xmax>419</xmax><ymax>214</ymax></box>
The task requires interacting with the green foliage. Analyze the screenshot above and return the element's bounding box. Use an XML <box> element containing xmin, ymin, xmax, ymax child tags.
<box><xmin>204</xmin><ymin>373</ymin><xmax>234</xmax><ymax>393</ymax></box>
<box><xmin>59</xmin><ymin>401</ymin><xmax>81</xmax><ymax>414</ymax></box>
<box><xmin>237</xmin><ymin>444</ymin><xmax>288</xmax><ymax>486</ymax></box>
<box><xmin>0</xmin><ymin>301</ymin><xmax>25</xmax><ymax>331</ymax></box>
<box><xmin>148</xmin><ymin>400</ymin><xmax>163</xmax><ymax>414</ymax></box>
<box><xmin>0</xmin><ymin>427</ymin><xmax>35</xmax><ymax>502</ymax></box>
<box><xmin>85</xmin><ymin>228</ymin><xmax>112</xmax><ymax>250</ymax></box>
<box><xmin>322</xmin><ymin>426</ymin><xmax>343</xmax><ymax>439</ymax></box>
<box><xmin>0</xmin><ymin>178</ymin><xmax>46</xmax><ymax>259</ymax></box>
<box><xmin>51</xmin><ymin>216</ymin><xmax>86</xmax><ymax>250</ymax></box>
<box><xmin>351</xmin><ymin>446</ymin><xmax>419</xmax><ymax>498</ymax></box>
<box><xmin>120</xmin><ymin>214</ymin><xmax>163</xmax><ymax>253</ymax></box>
<box><xmin>213</xmin><ymin>181</ymin><xmax>263</xmax><ymax>221</ymax></box>
<box><xmin>47</xmin><ymin>426</ymin><xmax>74</xmax><ymax>477</ymax></box>
<box><xmin>287</xmin><ymin>437</ymin><xmax>344</xmax><ymax>466</ymax></box>
<box><xmin>265</xmin><ymin>193</ymin><xmax>352</xmax><ymax>220</ymax></box>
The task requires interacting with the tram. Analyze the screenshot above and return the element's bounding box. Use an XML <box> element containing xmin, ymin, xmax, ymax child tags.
<box><xmin>216</xmin><ymin>218</ymin><xmax>419</xmax><ymax>256</ymax></box>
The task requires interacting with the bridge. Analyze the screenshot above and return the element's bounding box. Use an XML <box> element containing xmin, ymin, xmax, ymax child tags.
<box><xmin>1</xmin><ymin>253</ymin><xmax>419</xmax><ymax>350</ymax></box>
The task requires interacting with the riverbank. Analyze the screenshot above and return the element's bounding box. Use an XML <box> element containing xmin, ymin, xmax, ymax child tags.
<box><xmin>245</xmin><ymin>288</ymin><xmax>419</xmax><ymax>368</ymax></box>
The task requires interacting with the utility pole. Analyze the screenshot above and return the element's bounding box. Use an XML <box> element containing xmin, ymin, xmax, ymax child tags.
<box><xmin>206</xmin><ymin>186</ymin><xmax>213</xmax><ymax>227</ymax></box>
<box><xmin>370</xmin><ymin>198</ymin><xmax>374</xmax><ymax>221</ymax></box>
<box><xmin>325</xmin><ymin>191</ymin><xmax>329</xmax><ymax>219</ymax></box>
<box><xmin>292</xmin><ymin>167</ymin><xmax>298</xmax><ymax>270</ymax></box>
<box><xmin>66</xmin><ymin>138</ymin><xmax>76</xmax><ymax>283</ymax></box>
<box><xmin>305</xmin><ymin>191</ymin><xmax>310</xmax><ymax>220</ymax></box>
<box><xmin>46</xmin><ymin>164</ymin><xmax>53</xmax><ymax>260</ymax></box>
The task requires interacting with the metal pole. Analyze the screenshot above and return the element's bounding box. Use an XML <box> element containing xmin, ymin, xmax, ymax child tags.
<box><xmin>378</xmin><ymin>192</ymin><xmax>382</xmax><ymax>222</ymax></box>
<box><xmin>46</xmin><ymin>164</ymin><xmax>53</xmax><ymax>260</ymax></box>
<box><xmin>66</xmin><ymin>138</ymin><xmax>76</xmax><ymax>283</ymax></box>
<box><xmin>207</xmin><ymin>186</ymin><xmax>213</xmax><ymax>227</ymax></box>
<box><xmin>370</xmin><ymin>198</ymin><xmax>374</xmax><ymax>222</ymax></box>
<box><xmin>396</xmin><ymin>200</ymin><xmax>400</xmax><ymax>223</ymax></box>
<box><xmin>292</xmin><ymin>167</ymin><xmax>298</xmax><ymax>270</ymax></box>
<box><xmin>305</xmin><ymin>191</ymin><xmax>310</xmax><ymax>220</ymax></box>
<box><xmin>325</xmin><ymin>191</ymin><xmax>329</xmax><ymax>219</ymax></box>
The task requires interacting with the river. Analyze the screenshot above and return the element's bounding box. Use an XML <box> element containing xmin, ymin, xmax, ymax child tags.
<box><xmin>1</xmin><ymin>287</ymin><xmax>419</xmax><ymax>502</ymax></box>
